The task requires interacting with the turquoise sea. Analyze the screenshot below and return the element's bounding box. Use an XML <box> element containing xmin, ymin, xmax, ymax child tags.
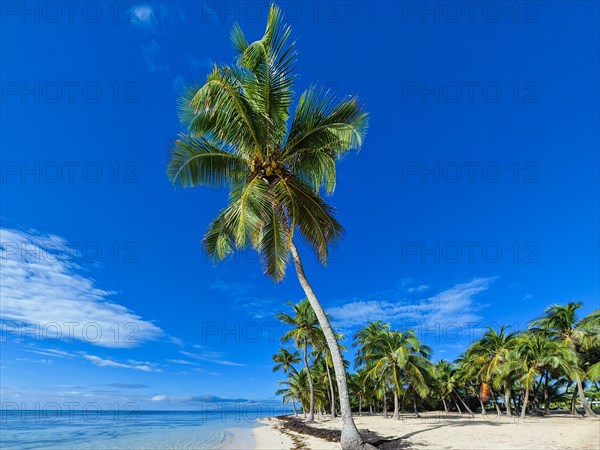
<box><xmin>0</xmin><ymin>410</ymin><xmax>281</xmax><ymax>449</ymax></box>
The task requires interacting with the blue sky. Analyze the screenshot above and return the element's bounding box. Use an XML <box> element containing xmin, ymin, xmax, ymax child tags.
<box><xmin>1</xmin><ymin>1</ymin><xmax>598</xmax><ymax>411</ymax></box>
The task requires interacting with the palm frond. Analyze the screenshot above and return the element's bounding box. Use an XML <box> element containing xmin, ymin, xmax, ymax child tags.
<box><xmin>283</xmin><ymin>85</ymin><xmax>368</xmax><ymax>193</ymax></box>
<box><xmin>167</xmin><ymin>134</ymin><xmax>246</xmax><ymax>188</ymax></box>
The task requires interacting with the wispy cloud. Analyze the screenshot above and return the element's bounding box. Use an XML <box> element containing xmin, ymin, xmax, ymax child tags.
<box><xmin>83</xmin><ymin>354</ymin><xmax>161</xmax><ymax>372</ymax></box>
<box><xmin>179</xmin><ymin>349</ymin><xmax>245</xmax><ymax>367</ymax></box>
<box><xmin>150</xmin><ymin>394</ymin><xmax>249</xmax><ymax>403</ymax></box>
<box><xmin>329</xmin><ymin>277</ymin><xmax>494</xmax><ymax>330</ymax></box>
<box><xmin>132</xmin><ymin>4</ymin><xmax>156</xmax><ymax>27</ymax></box>
<box><xmin>0</xmin><ymin>227</ymin><xmax>163</xmax><ymax>348</ymax></box>
<box><xmin>166</xmin><ymin>359</ymin><xmax>195</xmax><ymax>365</ymax></box>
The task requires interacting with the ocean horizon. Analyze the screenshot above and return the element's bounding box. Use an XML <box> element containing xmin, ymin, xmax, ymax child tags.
<box><xmin>0</xmin><ymin>409</ymin><xmax>292</xmax><ymax>449</ymax></box>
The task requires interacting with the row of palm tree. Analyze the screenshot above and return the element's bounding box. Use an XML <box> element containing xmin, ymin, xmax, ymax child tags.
<box><xmin>274</xmin><ymin>301</ymin><xmax>599</xmax><ymax>422</ymax></box>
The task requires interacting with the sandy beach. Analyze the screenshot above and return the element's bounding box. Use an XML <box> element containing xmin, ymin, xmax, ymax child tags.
<box><xmin>253</xmin><ymin>413</ymin><xmax>600</xmax><ymax>450</ymax></box>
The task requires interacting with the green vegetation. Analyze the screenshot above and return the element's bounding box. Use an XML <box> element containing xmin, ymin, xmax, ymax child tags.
<box><xmin>274</xmin><ymin>301</ymin><xmax>599</xmax><ymax>421</ymax></box>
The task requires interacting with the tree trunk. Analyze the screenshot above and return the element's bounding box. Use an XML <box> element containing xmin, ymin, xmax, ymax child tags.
<box><xmin>453</xmin><ymin>396</ymin><xmax>462</xmax><ymax>414</ymax></box>
<box><xmin>369</xmin><ymin>404</ymin><xmax>373</xmax><ymax>415</ymax></box>
<box><xmin>292</xmin><ymin>399</ymin><xmax>298</xmax><ymax>416</ymax></box>
<box><xmin>325</xmin><ymin>361</ymin><xmax>337</xmax><ymax>417</ymax></box>
<box><xmin>359</xmin><ymin>397</ymin><xmax>362</xmax><ymax>416</ymax></box>
<box><xmin>290</xmin><ymin>243</ymin><xmax>364</xmax><ymax>449</ymax></box>
<box><xmin>457</xmin><ymin>394</ymin><xmax>474</xmax><ymax>415</ymax></box>
<box><xmin>504</xmin><ymin>382</ymin><xmax>512</xmax><ymax>416</ymax></box>
<box><xmin>520</xmin><ymin>387</ymin><xmax>530</xmax><ymax>421</ymax></box>
<box><xmin>442</xmin><ymin>398</ymin><xmax>449</xmax><ymax>414</ymax></box>
<box><xmin>383</xmin><ymin>388</ymin><xmax>388</xmax><ymax>418</ymax></box>
<box><xmin>478</xmin><ymin>395</ymin><xmax>486</xmax><ymax>417</ymax></box>
<box><xmin>413</xmin><ymin>395</ymin><xmax>420</xmax><ymax>418</ymax></box>
<box><xmin>302</xmin><ymin>340</ymin><xmax>315</xmax><ymax>423</ymax></box>
<box><xmin>393</xmin><ymin>391</ymin><xmax>399</xmax><ymax>419</ymax></box>
<box><xmin>576</xmin><ymin>377</ymin><xmax>597</xmax><ymax>416</ymax></box>
<box><xmin>490</xmin><ymin>389</ymin><xmax>501</xmax><ymax>416</ymax></box>
<box><xmin>543</xmin><ymin>371</ymin><xmax>550</xmax><ymax>415</ymax></box>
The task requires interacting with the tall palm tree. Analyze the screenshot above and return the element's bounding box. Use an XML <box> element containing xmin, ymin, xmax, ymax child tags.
<box><xmin>530</xmin><ymin>303</ymin><xmax>598</xmax><ymax>416</ymax></box>
<box><xmin>277</xmin><ymin>299</ymin><xmax>324</xmax><ymax>422</ymax></box>
<box><xmin>166</xmin><ymin>5</ymin><xmax>368</xmax><ymax>448</ymax></box>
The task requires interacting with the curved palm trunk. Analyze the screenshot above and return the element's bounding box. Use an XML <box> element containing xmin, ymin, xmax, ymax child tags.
<box><xmin>457</xmin><ymin>393</ymin><xmax>474</xmax><ymax>415</ymax></box>
<box><xmin>290</xmin><ymin>243</ymin><xmax>364</xmax><ymax>449</ymax></box>
<box><xmin>503</xmin><ymin>382</ymin><xmax>512</xmax><ymax>416</ymax></box>
<box><xmin>576</xmin><ymin>377</ymin><xmax>596</xmax><ymax>416</ymax></box>
<box><xmin>383</xmin><ymin>387</ymin><xmax>388</xmax><ymax>418</ymax></box>
<box><xmin>493</xmin><ymin>397</ymin><xmax>502</xmax><ymax>416</ymax></box>
<box><xmin>325</xmin><ymin>362</ymin><xmax>337</xmax><ymax>417</ymax></box>
<box><xmin>302</xmin><ymin>340</ymin><xmax>315</xmax><ymax>422</ymax></box>
<box><xmin>292</xmin><ymin>399</ymin><xmax>298</xmax><ymax>416</ymax></box>
<box><xmin>442</xmin><ymin>398</ymin><xmax>449</xmax><ymax>414</ymax></box>
<box><xmin>520</xmin><ymin>387</ymin><xmax>530</xmax><ymax>421</ymax></box>
<box><xmin>393</xmin><ymin>391</ymin><xmax>399</xmax><ymax>419</ymax></box>
<box><xmin>453</xmin><ymin>396</ymin><xmax>462</xmax><ymax>414</ymax></box>
<box><xmin>477</xmin><ymin>395</ymin><xmax>487</xmax><ymax>417</ymax></box>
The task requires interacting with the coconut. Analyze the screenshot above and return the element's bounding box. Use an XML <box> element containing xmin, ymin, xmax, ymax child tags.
<box><xmin>480</xmin><ymin>382</ymin><xmax>491</xmax><ymax>403</ymax></box>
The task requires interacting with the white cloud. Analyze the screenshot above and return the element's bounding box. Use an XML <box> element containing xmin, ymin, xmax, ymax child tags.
<box><xmin>133</xmin><ymin>4</ymin><xmax>155</xmax><ymax>25</ymax></box>
<box><xmin>179</xmin><ymin>349</ymin><xmax>245</xmax><ymax>367</ymax></box>
<box><xmin>408</xmin><ymin>284</ymin><xmax>429</xmax><ymax>293</ymax></box>
<box><xmin>83</xmin><ymin>354</ymin><xmax>161</xmax><ymax>372</ymax></box>
<box><xmin>166</xmin><ymin>359</ymin><xmax>195</xmax><ymax>365</ymax></box>
<box><xmin>329</xmin><ymin>277</ymin><xmax>494</xmax><ymax>330</ymax></box>
<box><xmin>0</xmin><ymin>227</ymin><xmax>163</xmax><ymax>348</ymax></box>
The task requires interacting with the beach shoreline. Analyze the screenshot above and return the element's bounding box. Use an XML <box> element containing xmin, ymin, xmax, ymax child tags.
<box><xmin>251</xmin><ymin>412</ymin><xmax>600</xmax><ymax>450</ymax></box>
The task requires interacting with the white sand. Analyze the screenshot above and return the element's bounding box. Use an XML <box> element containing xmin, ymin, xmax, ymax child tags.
<box><xmin>253</xmin><ymin>412</ymin><xmax>600</xmax><ymax>449</ymax></box>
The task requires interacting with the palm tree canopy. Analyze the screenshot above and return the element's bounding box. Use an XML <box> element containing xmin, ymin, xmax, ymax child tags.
<box><xmin>272</xmin><ymin>348</ymin><xmax>301</xmax><ymax>374</ymax></box>
<box><xmin>366</xmin><ymin>330</ymin><xmax>433</xmax><ymax>398</ymax></box>
<box><xmin>276</xmin><ymin>299</ymin><xmax>325</xmax><ymax>350</ymax></box>
<box><xmin>167</xmin><ymin>4</ymin><xmax>368</xmax><ymax>282</ymax></box>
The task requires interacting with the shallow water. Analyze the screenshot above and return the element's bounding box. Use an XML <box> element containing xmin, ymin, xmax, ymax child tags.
<box><xmin>0</xmin><ymin>410</ymin><xmax>266</xmax><ymax>449</ymax></box>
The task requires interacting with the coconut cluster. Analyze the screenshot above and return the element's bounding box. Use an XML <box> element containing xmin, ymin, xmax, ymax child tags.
<box><xmin>251</xmin><ymin>158</ymin><xmax>285</xmax><ymax>179</ymax></box>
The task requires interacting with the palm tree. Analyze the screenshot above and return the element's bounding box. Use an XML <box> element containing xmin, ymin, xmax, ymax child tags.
<box><xmin>272</xmin><ymin>348</ymin><xmax>301</xmax><ymax>375</ymax></box>
<box><xmin>366</xmin><ymin>330</ymin><xmax>432</xmax><ymax>419</ymax></box>
<box><xmin>312</xmin><ymin>328</ymin><xmax>346</xmax><ymax>418</ymax></box>
<box><xmin>277</xmin><ymin>299</ymin><xmax>324</xmax><ymax>422</ymax></box>
<box><xmin>166</xmin><ymin>5</ymin><xmax>368</xmax><ymax>448</ymax></box>
<box><xmin>530</xmin><ymin>303</ymin><xmax>598</xmax><ymax>416</ymax></box>
<box><xmin>433</xmin><ymin>360</ymin><xmax>455</xmax><ymax>414</ymax></box>
<box><xmin>272</xmin><ymin>347</ymin><xmax>301</xmax><ymax>416</ymax></box>
<box><xmin>277</xmin><ymin>368</ymin><xmax>310</xmax><ymax>417</ymax></box>
<box><xmin>350</xmin><ymin>370</ymin><xmax>371</xmax><ymax>416</ymax></box>
<box><xmin>507</xmin><ymin>332</ymin><xmax>577</xmax><ymax>420</ymax></box>
<box><xmin>466</xmin><ymin>326</ymin><xmax>516</xmax><ymax>416</ymax></box>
